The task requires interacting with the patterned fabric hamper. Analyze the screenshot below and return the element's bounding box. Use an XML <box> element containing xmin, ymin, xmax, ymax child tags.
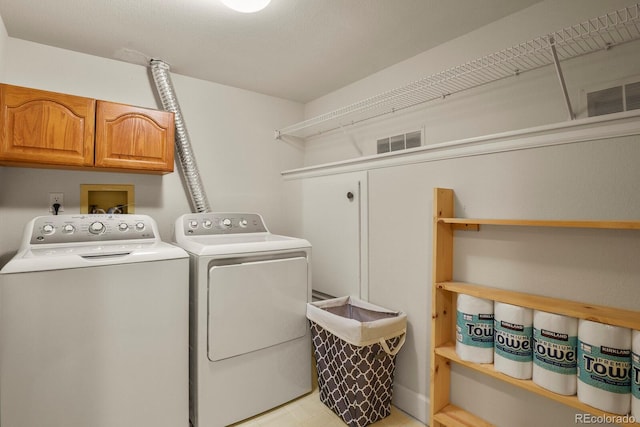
<box><xmin>307</xmin><ymin>296</ymin><xmax>407</xmax><ymax>427</ymax></box>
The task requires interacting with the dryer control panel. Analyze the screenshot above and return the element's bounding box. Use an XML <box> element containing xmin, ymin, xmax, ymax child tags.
<box><xmin>29</xmin><ymin>214</ymin><xmax>157</xmax><ymax>244</ymax></box>
<box><xmin>179</xmin><ymin>213</ymin><xmax>267</xmax><ymax>235</ymax></box>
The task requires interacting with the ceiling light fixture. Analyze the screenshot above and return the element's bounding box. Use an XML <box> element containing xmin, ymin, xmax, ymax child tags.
<box><xmin>220</xmin><ymin>0</ymin><xmax>271</xmax><ymax>13</ymax></box>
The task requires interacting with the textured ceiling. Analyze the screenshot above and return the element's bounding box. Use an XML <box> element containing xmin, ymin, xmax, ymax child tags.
<box><xmin>0</xmin><ymin>0</ymin><xmax>542</xmax><ymax>103</ymax></box>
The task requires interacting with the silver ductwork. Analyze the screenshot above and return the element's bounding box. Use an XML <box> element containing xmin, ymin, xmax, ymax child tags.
<box><xmin>150</xmin><ymin>59</ymin><xmax>211</xmax><ymax>213</ymax></box>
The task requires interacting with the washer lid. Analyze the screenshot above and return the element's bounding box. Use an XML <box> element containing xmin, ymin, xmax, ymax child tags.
<box><xmin>0</xmin><ymin>241</ymin><xmax>187</xmax><ymax>274</ymax></box>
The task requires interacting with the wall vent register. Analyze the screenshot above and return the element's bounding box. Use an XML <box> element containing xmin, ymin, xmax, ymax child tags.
<box><xmin>377</xmin><ymin>130</ymin><xmax>422</xmax><ymax>154</ymax></box>
<box><xmin>587</xmin><ymin>80</ymin><xmax>640</xmax><ymax>117</ymax></box>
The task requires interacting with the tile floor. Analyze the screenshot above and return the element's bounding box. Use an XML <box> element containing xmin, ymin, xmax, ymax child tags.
<box><xmin>231</xmin><ymin>386</ymin><xmax>426</xmax><ymax>427</ymax></box>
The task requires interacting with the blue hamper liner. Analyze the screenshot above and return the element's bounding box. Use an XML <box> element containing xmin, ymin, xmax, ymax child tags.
<box><xmin>306</xmin><ymin>296</ymin><xmax>407</xmax><ymax>427</ymax></box>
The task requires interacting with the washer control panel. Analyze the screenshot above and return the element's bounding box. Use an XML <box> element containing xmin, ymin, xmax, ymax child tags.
<box><xmin>180</xmin><ymin>213</ymin><xmax>267</xmax><ymax>235</ymax></box>
<box><xmin>29</xmin><ymin>214</ymin><xmax>156</xmax><ymax>244</ymax></box>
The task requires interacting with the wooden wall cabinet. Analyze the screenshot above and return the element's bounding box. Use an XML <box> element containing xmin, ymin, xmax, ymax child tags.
<box><xmin>430</xmin><ymin>187</ymin><xmax>640</xmax><ymax>427</ymax></box>
<box><xmin>0</xmin><ymin>84</ymin><xmax>174</xmax><ymax>174</ymax></box>
<box><xmin>0</xmin><ymin>84</ymin><xmax>95</xmax><ymax>167</ymax></box>
<box><xmin>95</xmin><ymin>101</ymin><xmax>174</xmax><ymax>173</ymax></box>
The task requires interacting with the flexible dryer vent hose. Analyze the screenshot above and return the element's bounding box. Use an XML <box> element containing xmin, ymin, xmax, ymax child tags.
<box><xmin>150</xmin><ymin>59</ymin><xmax>211</xmax><ymax>213</ymax></box>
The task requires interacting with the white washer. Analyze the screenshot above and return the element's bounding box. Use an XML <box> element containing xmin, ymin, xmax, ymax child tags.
<box><xmin>174</xmin><ymin>212</ymin><xmax>312</xmax><ymax>427</ymax></box>
<box><xmin>0</xmin><ymin>214</ymin><xmax>189</xmax><ymax>427</ymax></box>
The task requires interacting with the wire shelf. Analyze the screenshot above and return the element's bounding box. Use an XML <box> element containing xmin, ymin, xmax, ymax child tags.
<box><xmin>275</xmin><ymin>3</ymin><xmax>640</xmax><ymax>140</ymax></box>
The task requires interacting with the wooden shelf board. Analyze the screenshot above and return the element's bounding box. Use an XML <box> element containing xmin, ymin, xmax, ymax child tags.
<box><xmin>437</xmin><ymin>281</ymin><xmax>640</xmax><ymax>330</ymax></box>
<box><xmin>433</xmin><ymin>404</ymin><xmax>494</xmax><ymax>427</ymax></box>
<box><xmin>439</xmin><ymin>218</ymin><xmax>640</xmax><ymax>230</ymax></box>
<box><xmin>435</xmin><ymin>344</ymin><xmax>639</xmax><ymax>426</ymax></box>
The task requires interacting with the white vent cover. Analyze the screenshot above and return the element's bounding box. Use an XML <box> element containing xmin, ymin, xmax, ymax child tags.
<box><xmin>377</xmin><ymin>130</ymin><xmax>422</xmax><ymax>154</ymax></box>
<box><xmin>587</xmin><ymin>80</ymin><xmax>640</xmax><ymax>117</ymax></box>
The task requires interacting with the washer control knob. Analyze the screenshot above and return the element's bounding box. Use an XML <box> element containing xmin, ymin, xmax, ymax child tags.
<box><xmin>62</xmin><ymin>224</ymin><xmax>75</xmax><ymax>234</ymax></box>
<box><xmin>239</xmin><ymin>219</ymin><xmax>248</xmax><ymax>228</ymax></box>
<box><xmin>221</xmin><ymin>218</ymin><xmax>232</xmax><ymax>228</ymax></box>
<box><xmin>135</xmin><ymin>222</ymin><xmax>146</xmax><ymax>231</ymax></box>
<box><xmin>118</xmin><ymin>223</ymin><xmax>129</xmax><ymax>232</ymax></box>
<box><xmin>42</xmin><ymin>224</ymin><xmax>55</xmax><ymax>234</ymax></box>
<box><xmin>189</xmin><ymin>220</ymin><xmax>199</xmax><ymax>229</ymax></box>
<box><xmin>89</xmin><ymin>222</ymin><xmax>105</xmax><ymax>234</ymax></box>
<box><xmin>203</xmin><ymin>219</ymin><xmax>213</xmax><ymax>228</ymax></box>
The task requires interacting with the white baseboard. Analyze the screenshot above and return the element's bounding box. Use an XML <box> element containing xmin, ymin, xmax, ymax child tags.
<box><xmin>392</xmin><ymin>383</ymin><xmax>429</xmax><ymax>425</ymax></box>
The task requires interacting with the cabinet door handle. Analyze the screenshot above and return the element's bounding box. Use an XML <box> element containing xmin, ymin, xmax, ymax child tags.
<box><xmin>346</xmin><ymin>191</ymin><xmax>354</xmax><ymax>201</ymax></box>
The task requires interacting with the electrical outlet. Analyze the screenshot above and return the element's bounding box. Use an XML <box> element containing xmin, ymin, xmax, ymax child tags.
<box><xmin>49</xmin><ymin>192</ymin><xmax>64</xmax><ymax>214</ymax></box>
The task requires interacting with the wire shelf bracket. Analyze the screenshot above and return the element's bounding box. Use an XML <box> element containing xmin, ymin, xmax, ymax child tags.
<box><xmin>275</xmin><ymin>3</ymin><xmax>640</xmax><ymax>140</ymax></box>
<box><xmin>549</xmin><ymin>36</ymin><xmax>575</xmax><ymax>121</ymax></box>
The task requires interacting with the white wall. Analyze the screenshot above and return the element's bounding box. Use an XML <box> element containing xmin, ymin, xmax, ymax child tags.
<box><xmin>292</xmin><ymin>0</ymin><xmax>640</xmax><ymax>425</ymax></box>
<box><xmin>0</xmin><ymin>38</ymin><xmax>305</xmax><ymax>264</ymax></box>
<box><xmin>0</xmin><ymin>11</ymin><xmax>7</xmax><ymax>78</ymax></box>
<box><xmin>367</xmin><ymin>135</ymin><xmax>640</xmax><ymax>426</ymax></box>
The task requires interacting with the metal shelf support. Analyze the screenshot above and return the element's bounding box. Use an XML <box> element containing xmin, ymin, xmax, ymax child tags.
<box><xmin>549</xmin><ymin>36</ymin><xmax>575</xmax><ymax>121</ymax></box>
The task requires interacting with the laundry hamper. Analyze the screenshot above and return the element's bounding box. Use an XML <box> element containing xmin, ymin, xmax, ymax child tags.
<box><xmin>306</xmin><ymin>296</ymin><xmax>407</xmax><ymax>427</ymax></box>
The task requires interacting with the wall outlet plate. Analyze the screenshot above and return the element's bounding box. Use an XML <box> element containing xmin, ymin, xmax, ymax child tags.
<box><xmin>49</xmin><ymin>192</ymin><xmax>64</xmax><ymax>213</ymax></box>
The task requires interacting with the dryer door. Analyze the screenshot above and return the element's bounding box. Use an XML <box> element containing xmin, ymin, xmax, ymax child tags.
<box><xmin>207</xmin><ymin>256</ymin><xmax>308</xmax><ymax>362</ymax></box>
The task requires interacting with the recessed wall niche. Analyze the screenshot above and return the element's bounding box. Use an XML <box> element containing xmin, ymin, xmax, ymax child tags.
<box><xmin>80</xmin><ymin>184</ymin><xmax>135</xmax><ymax>214</ymax></box>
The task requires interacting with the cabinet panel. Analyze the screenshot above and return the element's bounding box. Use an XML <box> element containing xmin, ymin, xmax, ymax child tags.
<box><xmin>0</xmin><ymin>84</ymin><xmax>95</xmax><ymax>166</ymax></box>
<box><xmin>302</xmin><ymin>171</ymin><xmax>368</xmax><ymax>299</ymax></box>
<box><xmin>95</xmin><ymin>101</ymin><xmax>174</xmax><ymax>172</ymax></box>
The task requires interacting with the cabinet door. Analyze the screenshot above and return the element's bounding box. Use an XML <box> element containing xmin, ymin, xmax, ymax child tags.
<box><xmin>0</xmin><ymin>84</ymin><xmax>95</xmax><ymax>166</ymax></box>
<box><xmin>302</xmin><ymin>171</ymin><xmax>368</xmax><ymax>299</ymax></box>
<box><xmin>95</xmin><ymin>101</ymin><xmax>174</xmax><ymax>173</ymax></box>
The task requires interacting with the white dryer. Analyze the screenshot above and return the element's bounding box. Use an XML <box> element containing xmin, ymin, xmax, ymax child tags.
<box><xmin>174</xmin><ymin>212</ymin><xmax>312</xmax><ymax>427</ymax></box>
<box><xmin>0</xmin><ymin>214</ymin><xmax>189</xmax><ymax>427</ymax></box>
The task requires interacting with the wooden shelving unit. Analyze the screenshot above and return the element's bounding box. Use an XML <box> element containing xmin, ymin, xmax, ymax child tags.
<box><xmin>429</xmin><ymin>187</ymin><xmax>640</xmax><ymax>427</ymax></box>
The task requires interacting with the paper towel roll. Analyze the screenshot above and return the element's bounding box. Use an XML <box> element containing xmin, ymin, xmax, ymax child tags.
<box><xmin>494</xmin><ymin>302</ymin><xmax>533</xmax><ymax>379</ymax></box>
<box><xmin>456</xmin><ymin>294</ymin><xmax>494</xmax><ymax>363</ymax></box>
<box><xmin>532</xmin><ymin>310</ymin><xmax>578</xmax><ymax>395</ymax></box>
<box><xmin>633</xmin><ymin>330</ymin><xmax>640</xmax><ymax>419</ymax></box>
<box><xmin>577</xmin><ymin>320</ymin><xmax>631</xmax><ymax>415</ymax></box>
